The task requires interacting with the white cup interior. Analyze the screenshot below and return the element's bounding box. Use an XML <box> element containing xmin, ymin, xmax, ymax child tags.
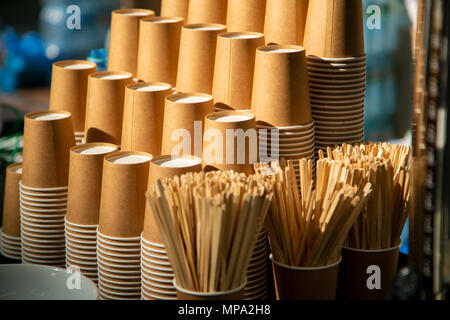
<box><xmin>76</xmin><ymin>146</ymin><xmax>117</xmax><ymax>155</ymax></box>
<box><xmin>110</xmin><ymin>155</ymin><xmax>151</xmax><ymax>164</ymax></box>
<box><xmin>31</xmin><ymin>113</ymin><xmax>69</xmax><ymax>121</ymax></box>
<box><xmin>136</xmin><ymin>85</ymin><xmax>170</xmax><ymax>92</ymax></box>
<box><xmin>157</xmin><ymin>158</ymin><xmax>201</xmax><ymax>168</ymax></box>
<box><xmin>214</xmin><ymin>115</ymin><xmax>252</xmax><ymax>123</ymax></box>
<box><xmin>263</xmin><ymin>48</ymin><xmax>301</xmax><ymax>53</ymax></box>
<box><xmin>63</xmin><ymin>63</ymin><xmax>93</xmax><ymax>70</ymax></box>
<box><xmin>223</xmin><ymin>34</ymin><xmax>261</xmax><ymax>39</ymax></box>
<box><xmin>100</xmin><ymin>74</ymin><xmax>130</xmax><ymax>80</ymax></box>
<box><xmin>173</xmin><ymin>95</ymin><xmax>211</xmax><ymax>103</ymax></box>
<box><xmin>192</xmin><ymin>26</ymin><xmax>224</xmax><ymax>31</ymax></box>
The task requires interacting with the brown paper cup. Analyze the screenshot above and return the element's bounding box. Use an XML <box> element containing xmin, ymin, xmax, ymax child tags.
<box><xmin>84</xmin><ymin>72</ymin><xmax>133</xmax><ymax>144</ymax></box>
<box><xmin>187</xmin><ymin>0</ymin><xmax>227</xmax><ymax>24</ymax></box>
<box><xmin>303</xmin><ymin>0</ymin><xmax>364</xmax><ymax>58</ymax></box>
<box><xmin>49</xmin><ymin>60</ymin><xmax>97</xmax><ymax>132</ymax></box>
<box><xmin>213</xmin><ymin>32</ymin><xmax>265</xmax><ymax>111</ymax></box>
<box><xmin>108</xmin><ymin>9</ymin><xmax>155</xmax><ymax>75</ymax></box>
<box><xmin>1</xmin><ymin>163</ymin><xmax>22</xmax><ymax>237</ymax></box>
<box><xmin>203</xmin><ymin>111</ymin><xmax>257</xmax><ymax>174</ymax></box>
<box><xmin>161</xmin><ymin>93</ymin><xmax>214</xmax><ymax>157</ymax></box>
<box><xmin>176</xmin><ymin>24</ymin><xmax>227</xmax><ymax>94</ymax></box>
<box><xmin>121</xmin><ymin>82</ymin><xmax>172</xmax><ymax>155</ymax></box>
<box><xmin>98</xmin><ymin>152</ymin><xmax>152</xmax><ymax>238</ymax></box>
<box><xmin>66</xmin><ymin>143</ymin><xmax>118</xmax><ymax>226</ymax></box>
<box><xmin>226</xmin><ymin>0</ymin><xmax>266</xmax><ymax>33</ymax></box>
<box><xmin>271</xmin><ymin>255</ymin><xmax>341</xmax><ymax>300</ymax></box>
<box><xmin>340</xmin><ymin>244</ymin><xmax>400</xmax><ymax>300</ymax></box>
<box><xmin>251</xmin><ymin>45</ymin><xmax>312</xmax><ymax>127</ymax></box>
<box><xmin>22</xmin><ymin>111</ymin><xmax>75</xmax><ymax>188</ymax></box>
<box><xmin>143</xmin><ymin>154</ymin><xmax>202</xmax><ymax>244</ymax></box>
<box><xmin>264</xmin><ymin>0</ymin><xmax>309</xmax><ymax>45</ymax></box>
<box><xmin>137</xmin><ymin>17</ymin><xmax>184</xmax><ymax>87</ymax></box>
<box><xmin>174</xmin><ymin>279</ymin><xmax>246</xmax><ymax>300</ymax></box>
<box><xmin>161</xmin><ymin>0</ymin><xmax>189</xmax><ymax>22</ymax></box>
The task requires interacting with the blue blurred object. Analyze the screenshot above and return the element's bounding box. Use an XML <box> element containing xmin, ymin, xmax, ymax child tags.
<box><xmin>400</xmin><ymin>218</ymin><xmax>409</xmax><ymax>255</ymax></box>
<box><xmin>39</xmin><ymin>0</ymin><xmax>119</xmax><ymax>61</ymax></box>
<box><xmin>0</xmin><ymin>28</ymin><xmax>52</xmax><ymax>92</ymax></box>
<box><xmin>88</xmin><ymin>48</ymin><xmax>107</xmax><ymax>71</ymax></box>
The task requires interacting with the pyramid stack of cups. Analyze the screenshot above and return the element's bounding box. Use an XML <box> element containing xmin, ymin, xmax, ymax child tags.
<box><xmin>49</xmin><ymin>60</ymin><xmax>97</xmax><ymax>145</ymax></box>
<box><xmin>141</xmin><ymin>155</ymin><xmax>202</xmax><ymax>300</ymax></box>
<box><xmin>20</xmin><ymin>111</ymin><xmax>75</xmax><ymax>267</ymax></box>
<box><xmin>64</xmin><ymin>143</ymin><xmax>118</xmax><ymax>283</ymax></box>
<box><xmin>0</xmin><ymin>163</ymin><xmax>23</xmax><ymax>261</ymax></box>
<box><xmin>252</xmin><ymin>45</ymin><xmax>316</xmax><ymax>183</ymax></box>
<box><xmin>96</xmin><ymin>152</ymin><xmax>152</xmax><ymax>300</ymax></box>
<box><xmin>303</xmin><ymin>0</ymin><xmax>366</xmax><ymax>154</ymax></box>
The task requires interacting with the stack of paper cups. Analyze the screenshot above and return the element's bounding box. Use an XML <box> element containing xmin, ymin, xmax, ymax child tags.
<box><xmin>251</xmin><ymin>45</ymin><xmax>315</xmax><ymax>182</ymax></box>
<box><xmin>203</xmin><ymin>111</ymin><xmax>257</xmax><ymax>175</ymax></box>
<box><xmin>161</xmin><ymin>93</ymin><xmax>214</xmax><ymax>157</ymax></box>
<box><xmin>213</xmin><ymin>32</ymin><xmax>265</xmax><ymax>111</ymax></box>
<box><xmin>49</xmin><ymin>60</ymin><xmax>96</xmax><ymax>143</ymax></box>
<box><xmin>97</xmin><ymin>152</ymin><xmax>152</xmax><ymax>300</ymax></box>
<box><xmin>187</xmin><ymin>0</ymin><xmax>227</xmax><ymax>24</ymax></box>
<box><xmin>264</xmin><ymin>0</ymin><xmax>309</xmax><ymax>45</ymax></box>
<box><xmin>161</xmin><ymin>0</ymin><xmax>189</xmax><ymax>22</ymax></box>
<box><xmin>226</xmin><ymin>0</ymin><xmax>267</xmax><ymax>33</ymax></box>
<box><xmin>65</xmin><ymin>143</ymin><xmax>118</xmax><ymax>283</ymax></box>
<box><xmin>303</xmin><ymin>0</ymin><xmax>366</xmax><ymax>153</ymax></box>
<box><xmin>20</xmin><ymin>111</ymin><xmax>75</xmax><ymax>267</ymax></box>
<box><xmin>176</xmin><ymin>24</ymin><xmax>226</xmax><ymax>94</ymax></box>
<box><xmin>108</xmin><ymin>9</ymin><xmax>155</xmax><ymax>76</ymax></box>
<box><xmin>84</xmin><ymin>72</ymin><xmax>133</xmax><ymax>145</ymax></box>
<box><xmin>141</xmin><ymin>155</ymin><xmax>202</xmax><ymax>300</ymax></box>
<box><xmin>244</xmin><ymin>230</ymin><xmax>269</xmax><ymax>300</ymax></box>
<box><xmin>1</xmin><ymin>163</ymin><xmax>23</xmax><ymax>261</ymax></box>
<box><xmin>137</xmin><ymin>17</ymin><xmax>184</xmax><ymax>87</ymax></box>
<box><xmin>121</xmin><ymin>82</ymin><xmax>172</xmax><ymax>156</ymax></box>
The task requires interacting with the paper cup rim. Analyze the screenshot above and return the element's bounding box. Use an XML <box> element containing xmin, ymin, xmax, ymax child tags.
<box><xmin>98</xmin><ymin>269</ymin><xmax>141</xmax><ymax>281</ymax></box>
<box><xmin>97</xmin><ymin>247</ymin><xmax>140</xmax><ymax>259</ymax></box>
<box><xmin>112</xmin><ymin>8</ymin><xmax>154</xmax><ymax>16</ymax></box>
<box><xmin>183</xmin><ymin>23</ymin><xmax>226</xmax><ymax>31</ymax></box>
<box><xmin>141</xmin><ymin>260</ymin><xmax>173</xmax><ymax>273</ymax></box>
<box><xmin>343</xmin><ymin>241</ymin><xmax>402</xmax><ymax>253</ymax></box>
<box><xmin>97</xmin><ymin>263</ymin><xmax>141</xmax><ymax>275</ymax></box>
<box><xmin>173</xmin><ymin>279</ymin><xmax>247</xmax><ymax>297</ymax></box>
<box><xmin>151</xmin><ymin>154</ymin><xmax>202</xmax><ymax>167</ymax></box>
<box><xmin>24</xmin><ymin>110</ymin><xmax>72</xmax><ymax>123</ymax></box>
<box><xmin>97</xmin><ymin>231</ymin><xmax>141</xmax><ymax>242</ymax></box>
<box><xmin>205</xmin><ymin>110</ymin><xmax>255</xmax><ymax>122</ymax></box>
<box><xmin>70</xmin><ymin>142</ymin><xmax>118</xmax><ymax>156</ymax></box>
<box><xmin>257</xmin><ymin>44</ymin><xmax>305</xmax><ymax>54</ymax></box>
<box><xmin>219</xmin><ymin>31</ymin><xmax>264</xmax><ymax>40</ymax></box>
<box><xmin>270</xmin><ymin>254</ymin><xmax>342</xmax><ymax>271</ymax></box>
<box><xmin>6</xmin><ymin>162</ymin><xmax>22</xmax><ymax>175</ymax></box>
<box><xmin>97</xmin><ymin>241</ymin><xmax>140</xmax><ymax>253</ymax></box>
<box><xmin>53</xmin><ymin>59</ymin><xmax>96</xmax><ymax>70</ymax></box>
<box><xmin>19</xmin><ymin>181</ymin><xmax>68</xmax><ymax>192</ymax></box>
<box><xmin>21</xmin><ymin>234</ymin><xmax>65</xmax><ymax>243</ymax></box>
<box><xmin>141</xmin><ymin>15</ymin><xmax>184</xmax><ymax>24</ymax></box>
<box><xmin>104</xmin><ymin>151</ymin><xmax>153</xmax><ymax>166</ymax></box>
<box><xmin>166</xmin><ymin>92</ymin><xmax>213</xmax><ymax>104</ymax></box>
<box><xmin>141</xmin><ymin>254</ymin><xmax>171</xmax><ymax>267</ymax></box>
<box><xmin>142</xmin><ymin>277</ymin><xmax>175</xmax><ymax>291</ymax></box>
<box><xmin>20</xmin><ymin>194</ymin><xmax>67</xmax><ymax>203</ymax></box>
<box><xmin>307</xmin><ymin>54</ymin><xmax>367</xmax><ymax>62</ymax></box>
<box><xmin>141</xmin><ymin>234</ymin><xmax>165</xmax><ymax>248</ymax></box>
<box><xmin>98</xmin><ymin>252</ymin><xmax>140</xmax><ymax>265</ymax></box>
<box><xmin>256</xmin><ymin>121</ymin><xmax>314</xmax><ymax>130</ymax></box>
<box><xmin>126</xmin><ymin>81</ymin><xmax>172</xmax><ymax>92</ymax></box>
<box><xmin>19</xmin><ymin>189</ymin><xmax>68</xmax><ymax>198</ymax></box>
<box><xmin>0</xmin><ymin>230</ymin><xmax>21</xmax><ymax>241</ymax></box>
<box><xmin>141</xmin><ymin>267</ymin><xmax>174</xmax><ymax>279</ymax></box>
<box><xmin>89</xmin><ymin>71</ymin><xmax>133</xmax><ymax>81</ymax></box>
<box><xmin>64</xmin><ymin>219</ymin><xmax>98</xmax><ymax>229</ymax></box>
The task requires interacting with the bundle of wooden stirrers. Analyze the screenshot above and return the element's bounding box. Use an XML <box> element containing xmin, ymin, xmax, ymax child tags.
<box><xmin>319</xmin><ymin>142</ymin><xmax>411</xmax><ymax>250</ymax></box>
<box><xmin>255</xmin><ymin>158</ymin><xmax>373</xmax><ymax>268</ymax></box>
<box><xmin>146</xmin><ymin>171</ymin><xmax>273</xmax><ymax>293</ymax></box>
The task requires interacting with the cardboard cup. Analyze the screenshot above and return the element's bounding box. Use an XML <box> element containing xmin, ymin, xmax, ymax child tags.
<box><xmin>202</xmin><ymin>111</ymin><xmax>257</xmax><ymax>174</ymax></box>
<box><xmin>264</xmin><ymin>0</ymin><xmax>309</xmax><ymax>45</ymax></box>
<box><xmin>161</xmin><ymin>93</ymin><xmax>214</xmax><ymax>156</ymax></box>
<box><xmin>108</xmin><ymin>9</ymin><xmax>155</xmax><ymax>75</ymax></box>
<box><xmin>84</xmin><ymin>72</ymin><xmax>133</xmax><ymax>144</ymax></box>
<box><xmin>226</xmin><ymin>0</ymin><xmax>266</xmax><ymax>33</ymax></box>
<box><xmin>251</xmin><ymin>45</ymin><xmax>312</xmax><ymax>127</ymax></box>
<box><xmin>340</xmin><ymin>244</ymin><xmax>400</xmax><ymax>300</ymax></box>
<box><xmin>66</xmin><ymin>143</ymin><xmax>118</xmax><ymax>225</ymax></box>
<box><xmin>213</xmin><ymin>32</ymin><xmax>265</xmax><ymax>111</ymax></box>
<box><xmin>271</xmin><ymin>255</ymin><xmax>341</xmax><ymax>300</ymax></box>
<box><xmin>22</xmin><ymin>111</ymin><xmax>75</xmax><ymax>188</ymax></box>
<box><xmin>174</xmin><ymin>279</ymin><xmax>246</xmax><ymax>300</ymax></box>
<box><xmin>161</xmin><ymin>0</ymin><xmax>189</xmax><ymax>22</ymax></box>
<box><xmin>187</xmin><ymin>0</ymin><xmax>227</xmax><ymax>24</ymax></box>
<box><xmin>98</xmin><ymin>152</ymin><xmax>152</xmax><ymax>238</ymax></box>
<box><xmin>303</xmin><ymin>0</ymin><xmax>364</xmax><ymax>58</ymax></box>
<box><xmin>121</xmin><ymin>82</ymin><xmax>172</xmax><ymax>155</ymax></box>
<box><xmin>176</xmin><ymin>24</ymin><xmax>227</xmax><ymax>94</ymax></box>
<box><xmin>137</xmin><ymin>17</ymin><xmax>184</xmax><ymax>86</ymax></box>
<box><xmin>1</xmin><ymin>163</ymin><xmax>22</xmax><ymax>237</ymax></box>
<box><xmin>49</xmin><ymin>60</ymin><xmax>97</xmax><ymax>131</ymax></box>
